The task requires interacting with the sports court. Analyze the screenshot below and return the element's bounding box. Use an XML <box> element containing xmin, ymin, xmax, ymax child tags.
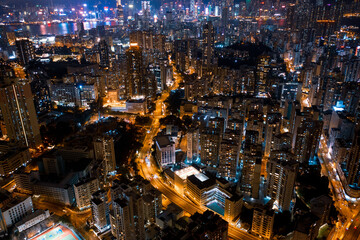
<box><xmin>32</xmin><ymin>225</ymin><xmax>80</xmax><ymax>240</ymax></box>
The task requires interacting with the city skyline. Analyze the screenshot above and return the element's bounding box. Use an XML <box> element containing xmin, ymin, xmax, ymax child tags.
<box><xmin>0</xmin><ymin>0</ymin><xmax>359</xmax><ymax>240</ymax></box>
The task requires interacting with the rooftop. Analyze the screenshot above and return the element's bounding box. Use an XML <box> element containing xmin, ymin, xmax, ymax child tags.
<box><xmin>15</xmin><ymin>209</ymin><xmax>49</xmax><ymax>228</ymax></box>
<box><xmin>174</xmin><ymin>166</ymin><xmax>200</xmax><ymax>180</ymax></box>
<box><xmin>114</xmin><ymin>198</ymin><xmax>128</xmax><ymax>208</ymax></box>
<box><xmin>126</xmin><ymin>98</ymin><xmax>146</xmax><ymax>103</ymax></box>
<box><xmin>91</xmin><ymin>198</ymin><xmax>103</xmax><ymax>206</ymax></box>
<box><xmin>1</xmin><ymin>196</ymin><xmax>31</xmax><ymax>212</ymax></box>
<box><xmin>194</xmin><ymin>173</ymin><xmax>209</xmax><ymax>182</ymax></box>
<box><xmin>156</xmin><ymin>136</ymin><xmax>174</xmax><ymax>148</ymax></box>
<box><xmin>187</xmin><ymin>173</ymin><xmax>215</xmax><ymax>190</ymax></box>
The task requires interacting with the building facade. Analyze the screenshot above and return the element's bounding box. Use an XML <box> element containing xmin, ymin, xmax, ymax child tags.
<box><xmin>0</xmin><ymin>80</ymin><xmax>41</xmax><ymax>148</ymax></box>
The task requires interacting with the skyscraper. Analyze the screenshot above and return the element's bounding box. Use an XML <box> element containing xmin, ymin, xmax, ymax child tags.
<box><xmin>312</xmin><ymin>0</ymin><xmax>344</xmax><ymax>39</ymax></box>
<box><xmin>190</xmin><ymin>0</ymin><xmax>196</xmax><ymax>16</ymax></box>
<box><xmin>189</xmin><ymin>210</ymin><xmax>229</xmax><ymax>239</ymax></box>
<box><xmin>98</xmin><ymin>40</ymin><xmax>110</xmax><ymax>68</ymax></box>
<box><xmin>74</xmin><ymin>178</ymin><xmax>100</xmax><ymax>209</ymax></box>
<box><xmin>264</xmin><ymin>114</ymin><xmax>281</xmax><ymax>158</ymax></box>
<box><xmin>93</xmin><ymin>135</ymin><xmax>117</xmax><ymax>183</ymax></box>
<box><xmin>91</xmin><ymin>190</ymin><xmax>110</xmax><ymax>233</ymax></box>
<box><xmin>126</xmin><ymin>43</ymin><xmax>146</xmax><ymax>98</ymax></box>
<box><xmin>187</xmin><ymin>128</ymin><xmax>200</xmax><ymax>163</ymax></box>
<box><xmin>240</xmin><ymin>143</ymin><xmax>262</xmax><ymax>199</ymax></box>
<box><xmin>111</xmin><ymin>191</ymin><xmax>162</xmax><ymax>239</ymax></box>
<box><xmin>111</xmin><ymin>198</ymin><xmax>132</xmax><ymax>240</ymax></box>
<box><xmin>218</xmin><ymin>139</ymin><xmax>239</xmax><ymax>180</ymax></box>
<box><xmin>240</xmin><ymin>128</ymin><xmax>262</xmax><ymax>198</ymax></box>
<box><xmin>116</xmin><ymin>0</ymin><xmax>124</xmax><ymax>23</ymax></box>
<box><xmin>293</xmin><ymin>117</ymin><xmax>322</xmax><ymax>163</ymax></box>
<box><xmin>266</xmin><ymin>152</ymin><xmax>297</xmax><ymax>211</ymax></box>
<box><xmin>251</xmin><ymin>207</ymin><xmax>275</xmax><ymax>239</ymax></box>
<box><xmin>0</xmin><ymin>26</ymin><xmax>9</xmax><ymax>49</ymax></box>
<box><xmin>15</xmin><ymin>39</ymin><xmax>35</xmax><ymax>66</ymax></box>
<box><xmin>256</xmin><ymin>55</ymin><xmax>270</xmax><ymax>94</ymax></box>
<box><xmin>200</xmin><ymin>117</ymin><xmax>224</xmax><ymax>167</ymax></box>
<box><xmin>0</xmin><ymin>80</ymin><xmax>41</xmax><ymax>148</ymax></box>
<box><xmin>202</xmin><ymin>21</ymin><xmax>215</xmax><ymax>69</ymax></box>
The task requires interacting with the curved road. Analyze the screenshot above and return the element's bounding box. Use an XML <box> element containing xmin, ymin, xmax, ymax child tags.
<box><xmin>135</xmin><ymin>65</ymin><xmax>258</xmax><ymax>240</ymax></box>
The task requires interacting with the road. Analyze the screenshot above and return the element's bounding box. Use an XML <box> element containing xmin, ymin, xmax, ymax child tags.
<box><xmin>32</xmin><ymin>196</ymin><xmax>97</xmax><ymax>240</ymax></box>
<box><xmin>2</xmin><ymin>179</ymin><xmax>15</xmax><ymax>192</ymax></box>
<box><xmin>135</xmin><ymin>65</ymin><xmax>258</xmax><ymax>240</ymax></box>
<box><xmin>342</xmin><ymin>211</ymin><xmax>360</xmax><ymax>240</ymax></box>
<box><xmin>298</xmin><ymin>91</ymin><xmax>360</xmax><ymax>240</ymax></box>
<box><xmin>139</xmin><ymin>147</ymin><xmax>257</xmax><ymax>240</ymax></box>
<box><xmin>318</xmin><ymin>139</ymin><xmax>353</xmax><ymax>217</ymax></box>
<box><xmin>318</xmin><ymin>137</ymin><xmax>360</xmax><ymax>239</ymax></box>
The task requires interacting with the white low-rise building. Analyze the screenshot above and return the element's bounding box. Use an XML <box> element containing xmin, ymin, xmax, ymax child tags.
<box><xmin>126</xmin><ymin>98</ymin><xmax>147</xmax><ymax>114</ymax></box>
<box><xmin>155</xmin><ymin>136</ymin><xmax>176</xmax><ymax>167</ymax></box>
<box><xmin>15</xmin><ymin>209</ymin><xmax>50</xmax><ymax>232</ymax></box>
<box><xmin>174</xmin><ymin>166</ymin><xmax>200</xmax><ymax>195</ymax></box>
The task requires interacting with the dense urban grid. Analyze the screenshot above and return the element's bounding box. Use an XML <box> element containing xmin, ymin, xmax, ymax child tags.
<box><xmin>0</xmin><ymin>0</ymin><xmax>359</xmax><ymax>239</ymax></box>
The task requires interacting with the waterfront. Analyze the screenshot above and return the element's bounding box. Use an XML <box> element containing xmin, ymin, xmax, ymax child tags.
<box><xmin>5</xmin><ymin>21</ymin><xmax>117</xmax><ymax>36</ymax></box>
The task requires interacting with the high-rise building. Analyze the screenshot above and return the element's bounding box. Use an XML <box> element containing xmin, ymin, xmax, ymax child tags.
<box><xmin>200</xmin><ymin>117</ymin><xmax>224</xmax><ymax>167</ymax></box>
<box><xmin>29</xmin><ymin>74</ymin><xmax>51</xmax><ymax>115</ymax></box>
<box><xmin>129</xmin><ymin>31</ymin><xmax>154</xmax><ymax>52</ymax></box>
<box><xmin>110</xmin><ymin>183</ymin><xmax>162</xmax><ymax>240</ymax></box>
<box><xmin>190</xmin><ymin>0</ymin><xmax>196</xmax><ymax>16</ymax></box>
<box><xmin>240</xmin><ymin>143</ymin><xmax>262</xmax><ymax>199</ymax></box>
<box><xmin>186</xmin><ymin>128</ymin><xmax>200</xmax><ymax>163</ymax></box>
<box><xmin>15</xmin><ymin>39</ymin><xmax>35</xmax><ymax>66</ymax></box>
<box><xmin>251</xmin><ymin>207</ymin><xmax>275</xmax><ymax>239</ymax></box>
<box><xmin>173</xmin><ymin>39</ymin><xmax>198</xmax><ymax>73</ymax></box>
<box><xmin>42</xmin><ymin>154</ymin><xmax>65</xmax><ymax>177</ymax></box>
<box><xmin>312</xmin><ymin>0</ymin><xmax>344</xmax><ymax>39</ymax></box>
<box><xmin>344</xmin><ymin>57</ymin><xmax>360</xmax><ymax>83</ymax></box>
<box><xmin>91</xmin><ymin>190</ymin><xmax>110</xmax><ymax>233</ymax></box>
<box><xmin>116</xmin><ymin>0</ymin><xmax>124</xmax><ymax>23</ymax></box>
<box><xmin>189</xmin><ymin>210</ymin><xmax>228</xmax><ymax>239</ymax></box>
<box><xmin>291</xmin><ymin>108</ymin><xmax>322</xmax><ymax>163</ymax></box>
<box><xmin>293</xmin><ymin>118</ymin><xmax>323</xmax><ymax>163</ymax></box>
<box><xmin>0</xmin><ymin>26</ymin><xmax>9</xmax><ymax>49</ymax></box>
<box><xmin>110</xmin><ymin>179</ymin><xmax>129</xmax><ymax>202</ymax></box>
<box><xmin>218</xmin><ymin>139</ymin><xmax>239</xmax><ymax>180</ymax></box>
<box><xmin>110</xmin><ymin>198</ymin><xmax>132</xmax><ymax>240</ymax></box>
<box><xmin>93</xmin><ymin>135</ymin><xmax>117</xmax><ymax>183</ymax></box>
<box><xmin>224</xmin><ymin>194</ymin><xmax>243</xmax><ymax>223</ymax></box>
<box><xmin>111</xmin><ymin>191</ymin><xmax>146</xmax><ymax>240</ymax></box>
<box><xmin>266</xmin><ymin>152</ymin><xmax>297</xmax><ymax>211</ymax></box>
<box><xmin>264</xmin><ymin>114</ymin><xmax>281</xmax><ymax>158</ymax></box>
<box><xmin>0</xmin><ymin>80</ymin><xmax>41</xmax><ymax>148</ymax></box>
<box><xmin>126</xmin><ymin>43</ymin><xmax>146</xmax><ymax>98</ymax></box>
<box><xmin>0</xmin><ymin>143</ymin><xmax>30</xmax><ymax>176</ymax></box>
<box><xmin>142</xmin><ymin>189</ymin><xmax>162</xmax><ymax>223</ymax></box>
<box><xmin>202</xmin><ymin>21</ymin><xmax>215</xmax><ymax>69</ymax></box>
<box><xmin>0</xmin><ymin>195</ymin><xmax>33</xmax><ymax>228</ymax></box>
<box><xmin>98</xmin><ymin>40</ymin><xmax>110</xmax><ymax>68</ymax></box>
<box><xmin>256</xmin><ymin>55</ymin><xmax>270</xmax><ymax>94</ymax></box>
<box><xmin>50</xmin><ymin>82</ymin><xmax>98</xmax><ymax>108</ymax></box>
<box><xmin>160</xmin><ymin>61</ymin><xmax>173</xmax><ymax>91</ymax></box>
<box><xmin>74</xmin><ymin>178</ymin><xmax>100</xmax><ymax>209</ymax></box>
